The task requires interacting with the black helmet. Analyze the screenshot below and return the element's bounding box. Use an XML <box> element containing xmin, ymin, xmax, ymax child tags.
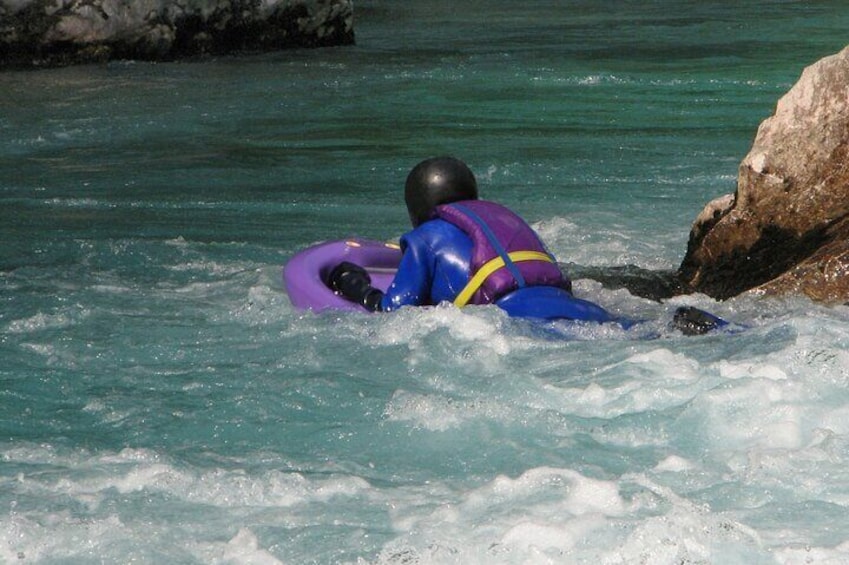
<box><xmin>404</xmin><ymin>156</ymin><xmax>478</xmax><ymax>227</ymax></box>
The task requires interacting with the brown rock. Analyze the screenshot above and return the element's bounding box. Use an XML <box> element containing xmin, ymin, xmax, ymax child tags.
<box><xmin>679</xmin><ymin>46</ymin><xmax>849</xmax><ymax>303</ymax></box>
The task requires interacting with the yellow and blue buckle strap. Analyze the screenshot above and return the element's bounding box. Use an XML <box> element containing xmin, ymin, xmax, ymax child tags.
<box><xmin>451</xmin><ymin>203</ymin><xmax>526</xmax><ymax>286</ymax></box>
<box><xmin>453</xmin><ymin>250</ymin><xmax>555</xmax><ymax>307</ymax></box>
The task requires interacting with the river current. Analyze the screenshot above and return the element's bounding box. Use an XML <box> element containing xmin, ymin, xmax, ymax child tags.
<box><xmin>3</xmin><ymin>1</ymin><xmax>849</xmax><ymax>563</ymax></box>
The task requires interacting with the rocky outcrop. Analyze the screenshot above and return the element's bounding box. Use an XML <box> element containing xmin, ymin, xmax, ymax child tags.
<box><xmin>679</xmin><ymin>46</ymin><xmax>849</xmax><ymax>303</ymax></box>
<box><xmin>0</xmin><ymin>0</ymin><xmax>354</xmax><ymax>69</ymax></box>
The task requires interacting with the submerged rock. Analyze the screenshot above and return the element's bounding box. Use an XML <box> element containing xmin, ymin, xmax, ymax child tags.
<box><xmin>567</xmin><ymin>263</ymin><xmax>683</xmax><ymax>302</ymax></box>
<box><xmin>679</xmin><ymin>45</ymin><xmax>849</xmax><ymax>303</ymax></box>
<box><xmin>0</xmin><ymin>0</ymin><xmax>354</xmax><ymax>68</ymax></box>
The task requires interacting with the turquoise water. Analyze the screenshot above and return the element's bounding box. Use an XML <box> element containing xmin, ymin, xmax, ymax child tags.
<box><xmin>3</xmin><ymin>1</ymin><xmax>849</xmax><ymax>563</ymax></box>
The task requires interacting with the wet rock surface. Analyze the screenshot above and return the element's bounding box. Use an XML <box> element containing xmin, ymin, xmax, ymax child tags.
<box><xmin>0</xmin><ymin>0</ymin><xmax>354</xmax><ymax>68</ymax></box>
<box><xmin>679</xmin><ymin>46</ymin><xmax>849</xmax><ymax>303</ymax></box>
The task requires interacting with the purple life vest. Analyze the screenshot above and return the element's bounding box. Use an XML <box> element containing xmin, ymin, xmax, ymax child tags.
<box><xmin>434</xmin><ymin>200</ymin><xmax>569</xmax><ymax>305</ymax></box>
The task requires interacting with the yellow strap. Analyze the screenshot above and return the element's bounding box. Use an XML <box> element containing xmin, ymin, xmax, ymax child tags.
<box><xmin>453</xmin><ymin>251</ymin><xmax>554</xmax><ymax>307</ymax></box>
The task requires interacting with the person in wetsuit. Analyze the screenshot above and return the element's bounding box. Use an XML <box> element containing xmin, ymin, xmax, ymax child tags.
<box><xmin>329</xmin><ymin>156</ymin><xmax>724</xmax><ymax>334</ymax></box>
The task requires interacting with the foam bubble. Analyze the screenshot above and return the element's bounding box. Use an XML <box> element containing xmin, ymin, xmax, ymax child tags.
<box><xmin>0</xmin><ymin>445</ymin><xmax>378</xmax><ymax>561</ymax></box>
<box><xmin>821</xmin><ymin>405</ymin><xmax>849</xmax><ymax>435</ymax></box>
<box><xmin>532</xmin><ymin>216</ymin><xmax>679</xmax><ymax>271</ymax></box>
<box><xmin>499</xmin><ymin>517</ymin><xmax>605</xmax><ymax>556</ymax></box>
<box><xmin>686</xmin><ymin>377</ymin><xmax>806</xmax><ymax>450</ymax></box>
<box><xmin>653</xmin><ymin>455</ymin><xmax>698</xmax><ymax>473</ymax></box>
<box><xmin>773</xmin><ymin>540</ymin><xmax>849</xmax><ymax>565</ymax></box>
<box><xmin>377</xmin><ymin>467</ymin><xmax>626</xmax><ymax>563</ymax></box>
<box><xmin>5</xmin><ymin>308</ymin><xmax>86</xmax><ymax>334</ymax></box>
<box><xmin>383</xmin><ymin>389</ymin><xmax>514</xmax><ymax>432</ymax></box>
<box><xmin>226</xmin><ymin>529</ymin><xmax>286</xmax><ymax>564</ymax></box>
<box><xmin>718</xmin><ymin>359</ymin><xmax>788</xmax><ymax>381</ymax></box>
<box><xmin>383</xmin><ymin>390</ymin><xmax>465</xmax><ymax>431</ymax></box>
<box><xmin>372</xmin><ymin>305</ymin><xmax>514</xmax><ymax>371</ymax></box>
<box><xmin>541</xmin><ymin>347</ymin><xmax>705</xmax><ymax>419</ymax></box>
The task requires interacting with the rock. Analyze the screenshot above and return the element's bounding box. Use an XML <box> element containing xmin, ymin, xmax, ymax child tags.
<box><xmin>0</xmin><ymin>0</ymin><xmax>354</xmax><ymax>68</ymax></box>
<box><xmin>567</xmin><ymin>263</ymin><xmax>683</xmax><ymax>302</ymax></box>
<box><xmin>679</xmin><ymin>46</ymin><xmax>849</xmax><ymax>303</ymax></box>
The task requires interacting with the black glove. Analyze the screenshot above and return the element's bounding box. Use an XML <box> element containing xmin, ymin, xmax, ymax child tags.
<box><xmin>328</xmin><ymin>261</ymin><xmax>383</xmax><ymax>311</ymax></box>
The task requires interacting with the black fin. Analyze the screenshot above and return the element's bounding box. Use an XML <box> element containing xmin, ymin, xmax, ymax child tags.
<box><xmin>672</xmin><ymin>306</ymin><xmax>728</xmax><ymax>336</ymax></box>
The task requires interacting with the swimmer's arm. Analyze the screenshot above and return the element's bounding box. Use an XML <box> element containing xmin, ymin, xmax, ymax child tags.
<box><xmin>379</xmin><ymin>235</ymin><xmax>433</xmax><ymax>311</ymax></box>
<box><xmin>330</xmin><ymin>233</ymin><xmax>435</xmax><ymax>312</ymax></box>
<box><xmin>329</xmin><ymin>262</ymin><xmax>384</xmax><ymax>311</ymax></box>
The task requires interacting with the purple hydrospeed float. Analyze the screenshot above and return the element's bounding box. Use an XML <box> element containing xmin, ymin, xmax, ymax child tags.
<box><xmin>283</xmin><ymin>239</ymin><xmax>401</xmax><ymax>313</ymax></box>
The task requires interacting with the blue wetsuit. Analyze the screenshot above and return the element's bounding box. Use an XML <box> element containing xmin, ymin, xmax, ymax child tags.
<box><xmin>380</xmin><ymin>217</ymin><xmax>618</xmax><ymax>323</ymax></box>
<box><xmin>328</xmin><ymin>207</ymin><xmax>727</xmax><ymax>333</ymax></box>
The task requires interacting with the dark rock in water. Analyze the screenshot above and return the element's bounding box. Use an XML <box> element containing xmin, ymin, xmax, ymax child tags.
<box><xmin>679</xmin><ymin>46</ymin><xmax>849</xmax><ymax>303</ymax></box>
<box><xmin>0</xmin><ymin>0</ymin><xmax>354</xmax><ymax>69</ymax></box>
<box><xmin>566</xmin><ymin>263</ymin><xmax>683</xmax><ymax>302</ymax></box>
